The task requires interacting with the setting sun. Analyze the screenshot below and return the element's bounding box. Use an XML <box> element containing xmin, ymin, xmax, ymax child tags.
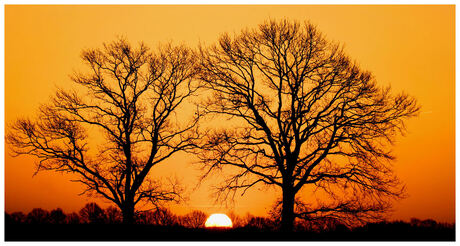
<box><xmin>205</xmin><ymin>213</ymin><xmax>233</xmax><ymax>228</ymax></box>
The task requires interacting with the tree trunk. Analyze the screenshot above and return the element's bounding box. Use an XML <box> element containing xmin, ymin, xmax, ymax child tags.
<box><xmin>122</xmin><ymin>202</ymin><xmax>135</xmax><ymax>224</ymax></box>
<box><xmin>281</xmin><ymin>186</ymin><xmax>295</xmax><ymax>232</ymax></box>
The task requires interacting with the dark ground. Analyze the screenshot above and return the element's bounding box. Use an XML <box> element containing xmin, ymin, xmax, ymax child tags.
<box><xmin>5</xmin><ymin>223</ymin><xmax>455</xmax><ymax>241</ymax></box>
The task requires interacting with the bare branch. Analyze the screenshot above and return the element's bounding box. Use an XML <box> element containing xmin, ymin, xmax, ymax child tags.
<box><xmin>196</xmin><ymin>19</ymin><xmax>419</xmax><ymax>231</ymax></box>
<box><xmin>6</xmin><ymin>38</ymin><xmax>201</xmax><ymax>224</ymax></box>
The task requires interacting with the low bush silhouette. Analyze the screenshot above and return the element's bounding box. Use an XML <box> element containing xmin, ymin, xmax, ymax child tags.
<box><xmin>49</xmin><ymin>208</ymin><xmax>66</xmax><ymax>224</ymax></box>
<box><xmin>26</xmin><ymin>208</ymin><xmax>49</xmax><ymax>224</ymax></box>
<box><xmin>105</xmin><ymin>206</ymin><xmax>123</xmax><ymax>224</ymax></box>
<box><xmin>9</xmin><ymin>212</ymin><xmax>26</xmax><ymax>224</ymax></box>
<box><xmin>79</xmin><ymin>203</ymin><xmax>107</xmax><ymax>224</ymax></box>
<box><xmin>179</xmin><ymin>210</ymin><xmax>207</xmax><ymax>228</ymax></box>
<box><xmin>65</xmin><ymin>212</ymin><xmax>81</xmax><ymax>224</ymax></box>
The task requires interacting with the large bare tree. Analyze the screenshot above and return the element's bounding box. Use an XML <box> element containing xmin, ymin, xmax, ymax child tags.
<box><xmin>7</xmin><ymin>38</ymin><xmax>200</xmax><ymax>224</ymax></box>
<box><xmin>197</xmin><ymin>20</ymin><xmax>419</xmax><ymax>231</ymax></box>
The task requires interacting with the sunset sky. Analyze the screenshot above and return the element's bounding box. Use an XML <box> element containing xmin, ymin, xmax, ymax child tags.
<box><xmin>4</xmin><ymin>5</ymin><xmax>455</xmax><ymax>223</ymax></box>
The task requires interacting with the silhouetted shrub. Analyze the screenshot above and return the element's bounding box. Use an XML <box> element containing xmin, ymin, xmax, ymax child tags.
<box><xmin>27</xmin><ymin>208</ymin><xmax>50</xmax><ymax>224</ymax></box>
<box><xmin>151</xmin><ymin>208</ymin><xmax>178</xmax><ymax>226</ymax></box>
<box><xmin>410</xmin><ymin>218</ymin><xmax>421</xmax><ymax>226</ymax></box>
<box><xmin>420</xmin><ymin>219</ymin><xmax>437</xmax><ymax>228</ymax></box>
<box><xmin>137</xmin><ymin>208</ymin><xmax>178</xmax><ymax>226</ymax></box>
<box><xmin>79</xmin><ymin>203</ymin><xmax>107</xmax><ymax>224</ymax></box>
<box><xmin>49</xmin><ymin>208</ymin><xmax>67</xmax><ymax>224</ymax></box>
<box><xmin>245</xmin><ymin>216</ymin><xmax>276</xmax><ymax>231</ymax></box>
<box><xmin>239</xmin><ymin>213</ymin><xmax>256</xmax><ymax>228</ymax></box>
<box><xmin>9</xmin><ymin>212</ymin><xmax>26</xmax><ymax>224</ymax></box>
<box><xmin>105</xmin><ymin>206</ymin><xmax>122</xmax><ymax>224</ymax></box>
<box><xmin>65</xmin><ymin>212</ymin><xmax>81</xmax><ymax>224</ymax></box>
<box><xmin>180</xmin><ymin>210</ymin><xmax>207</xmax><ymax>228</ymax></box>
<box><xmin>227</xmin><ymin>211</ymin><xmax>244</xmax><ymax>228</ymax></box>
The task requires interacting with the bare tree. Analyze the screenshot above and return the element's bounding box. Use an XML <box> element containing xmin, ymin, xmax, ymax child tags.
<box><xmin>27</xmin><ymin>208</ymin><xmax>49</xmax><ymax>224</ymax></box>
<box><xmin>9</xmin><ymin>212</ymin><xmax>26</xmax><ymax>224</ymax></box>
<box><xmin>79</xmin><ymin>202</ymin><xmax>107</xmax><ymax>224</ymax></box>
<box><xmin>105</xmin><ymin>206</ymin><xmax>123</xmax><ymax>224</ymax></box>
<box><xmin>49</xmin><ymin>208</ymin><xmax>67</xmax><ymax>224</ymax></box>
<box><xmin>7</xmin><ymin>38</ymin><xmax>200</xmax><ymax>223</ymax></box>
<box><xmin>65</xmin><ymin>212</ymin><xmax>81</xmax><ymax>224</ymax></box>
<box><xmin>246</xmin><ymin>216</ymin><xmax>276</xmax><ymax>231</ymax></box>
<box><xmin>227</xmin><ymin>211</ymin><xmax>244</xmax><ymax>228</ymax></box>
<box><xmin>180</xmin><ymin>210</ymin><xmax>207</xmax><ymax>228</ymax></box>
<box><xmin>138</xmin><ymin>207</ymin><xmax>178</xmax><ymax>226</ymax></box>
<box><xmin>197</xmin><ymin>19</ymin><xmax>419</xmax><ymax>231</ymax></box>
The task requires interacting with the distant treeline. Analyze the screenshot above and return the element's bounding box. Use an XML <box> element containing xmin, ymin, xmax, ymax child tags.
<box><xmin>6</xmin><ymin>203</ymin><xmax>208</xmax><ymax>228</ymax></box>
<box><xmin>5</xmin><ymin>203</ymin><xmax>455</xmax><ymax>234</ymax></box>
<box><xmin>5</xmin><ymin>204</ymin><xmax>455</xmax><ymax>241</ymax></box>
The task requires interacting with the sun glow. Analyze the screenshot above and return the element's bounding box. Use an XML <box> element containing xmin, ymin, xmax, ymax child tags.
<box><xmin>205</xmin><ymin>213</ymin><xmax>233</xmax><ymax>228</ymax></box>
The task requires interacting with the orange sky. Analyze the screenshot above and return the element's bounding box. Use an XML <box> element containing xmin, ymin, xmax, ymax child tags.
<box><xmin>4</xmin><ymin>5</ymin><xmax>455</xmax><ymax>223</ymax></box>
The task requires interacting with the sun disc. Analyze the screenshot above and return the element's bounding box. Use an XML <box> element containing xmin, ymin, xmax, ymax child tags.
<box><xmin>205</xmin><ymin>213</ymin><xmax>233</xmax><ymax>228</ymax></box>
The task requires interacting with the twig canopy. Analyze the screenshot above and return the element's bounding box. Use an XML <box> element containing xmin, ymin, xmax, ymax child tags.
<box><xmin>7</xmin><ymin>38</ymin><xmax>201</xmax><ymax>223</ymax></box>
<box><xmin>197</xmin><ymin>19</ymin><xmax>419</xmax><ymax>230</ymax></box>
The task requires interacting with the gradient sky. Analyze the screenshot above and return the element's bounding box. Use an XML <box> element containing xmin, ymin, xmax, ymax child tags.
<box><xmin>5</xmin><ymin>5</ymin><xmax>455</xmax><ymax>223</ymax></box>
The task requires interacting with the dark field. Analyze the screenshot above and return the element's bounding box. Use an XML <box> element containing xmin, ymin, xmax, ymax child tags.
<box><xmin>5</xmin><ymin>222</ymin><xmax>455</xmax><ymax>241</ymax></box>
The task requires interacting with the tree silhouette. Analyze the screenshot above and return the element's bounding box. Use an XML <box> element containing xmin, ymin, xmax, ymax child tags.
<box><xmin>227</xmin><ymin>211</ymin><xmax>244</xmax><ymax>228</ymax></box>
<box><xmin>7</xmin><ymin>38</ymin><xmax>200</xmax><ymax>223</ymax></box>
<box><xmin>149</xmin><ymin>207</ymin><xmax>178</xmax><ymax>226</ymax></box>
<box><xmin>197</xmin><ymin>19</ymin><xmax>419</xmax><ymax>231</ymax></box>
<box><xmin>245</xmin><ymin>216</ymin><xmax>276</xmax><ymax>231</ymax></box>
<box><xmin>181</xmin><ymin>210</ymin><xmax>207</xmax><ymax>228</ymax></box>
<box><xmin>9</xmin><ymin>212</ymin><xmax>26</xmax><ymax>224</ymax></box>
<box><xmin>105</xmin><ymin>206</ymin><xmax>123</xmax><ymax>224</ymax></box>
<box><xmin>65</xmin><ymin>212</ymin><xmax>81</xmax><ymax>224</ymax></box>
<box><xmin>27</xmin><ymin>208</ymin><xmax>49</xmax><ymax>224</ymax></box>
<box><xmin>49</xmin><ymin>208</ymin><xmax>67</xmax><ymax>224</ymax></box>
<box><xmin>79</xmin><ymin>202</ymin><xmax>106</xmax><ymax>224</ymax></box>
<box><xmin>137</xmin><ymin>207</ymin><xmax>178</xmax><ymax>226</ymax></box>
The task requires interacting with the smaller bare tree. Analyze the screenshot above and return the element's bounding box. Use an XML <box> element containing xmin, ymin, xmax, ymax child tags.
<box><xmin>105</xmin><ymin>206</ymin><xmax>123</xmax><ymax>224</ymax></box>
<box><xmin>181</xmin><ymin>210</ymin><xmax>207</xmax><ymax>228</ymax></box>
<box><xmin>7</xmin><ymin>38</ymin><xmax>201</xmax><ymax>224</ymax></box>
<box><xmin>79</xmin><ymin>202</ymin><xmax>106</xmax><ymax>224</ymax></box>
<box><xmin>27</xmin><ymin>208</ymin><xmax>49</xmax><ymax>224</ymax></box>
<box><xmin>65</xmin><ymin>212</ymin><xmax>81</xmax><ymax>224</ymax></box>
<box><xmin>49</xmin><ymin>208</ymin><xmax>67</xmax><ymax>224</ymax></box>
<box><xmin>9</xmin><ymin>212</ymin><xmax>26</xmax><ymax>224</ymax></box>
<box><xmin>150</xmin><ymin>207</ymin><xmax>178</xmax><ymax>226</ymax></box>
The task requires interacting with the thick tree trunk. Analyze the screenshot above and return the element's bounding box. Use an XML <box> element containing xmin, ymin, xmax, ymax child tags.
<box><xmin>281</xmin><ymin>187</ymin><xmax>295</xmax><ymax>232</ymax></box>
<box><xmin>122</xmin><ymin>202</ymin><xmax>135</xmax><ymax>224</ymax></box>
